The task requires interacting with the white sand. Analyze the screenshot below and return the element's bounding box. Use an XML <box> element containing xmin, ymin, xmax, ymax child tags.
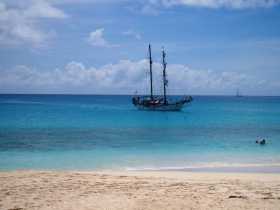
<box><xmin>1</xmin><ymin>170</ymin><xmax>280</xmax><ymax>210</ymax></box>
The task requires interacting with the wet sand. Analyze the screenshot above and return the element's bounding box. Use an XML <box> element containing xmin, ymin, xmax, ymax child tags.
<box><xmin>1</xmin><ymin>170</ymin><xmax>280</xmax><ymax>210</ymax></box>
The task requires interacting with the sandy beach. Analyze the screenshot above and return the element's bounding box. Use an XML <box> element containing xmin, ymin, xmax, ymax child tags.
<box><xmin>1</xmin><ymin>171</ymin><xmax>280</xmax><ymax>210</ymax></box>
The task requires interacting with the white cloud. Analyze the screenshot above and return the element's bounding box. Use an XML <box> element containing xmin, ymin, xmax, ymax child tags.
<box><xmin>87</xmin><ymin>28</ymin><xmax>107</xmax><ymax>47</ymax></box>
<box><xmin>87</xmin><ymin>28</ymin><xmax>118</xmax><ymax>48</ymax></box>
<box><xmin>122</xmin><ymin>30</ymin><xmax>142</xmax><ymax>40</ymax></box>
<box><xmin>156</xmin><ymin>0</ymin><xmax>280</xmax><ymax>9</ymax></box>
<box><xmin>0</xmin><ymin>1</ymin><xmax>67</xmax><ymax>47</ymax></box>
<box><xmin>0</xmin><ymin>59</ymin><xmax>275</xmax><ymax>95</ymax></box>
<box><xmin>128</xmin><ymin>0</ymin><xmax>280</xmax><ymax>16</ymax></box>
<box><xmin>24</xmin><ymin>1</ymin><xmax>67</xmax><ymax>18</ymax></box>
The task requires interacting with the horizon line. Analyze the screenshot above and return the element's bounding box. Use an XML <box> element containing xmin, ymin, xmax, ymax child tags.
<box><xmin>0</xmin><ymin>93</ymin><xmax>279</xmax><ymax>97</ymax></box>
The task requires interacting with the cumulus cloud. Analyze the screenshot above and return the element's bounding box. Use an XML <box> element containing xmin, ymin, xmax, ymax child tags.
<box><xmin>24</xmin><ymin>1</ymin><xmax>67</xmax><ymax>18</ymax></box>
<box><xmin>128</xmin><ymin>0</ymin><xmax>280</xmax><ymax>16</ymax></box>
<box><xmin>0</xmin><ymin>59</ymin><xmax>272</xmax><ymax>95</ymax></box>
<box><xmin>0</xmin><ymin>1</ymin><xmax>67</xmax><ymax>47</ymax></box>
<box><xmin>87</xmin><ymin>28</ymin><xmax>118</xmax><ymax>48</ymax></box>
<box><xmin>153</xmin><ymin>0</ymin><xmax>280</xmax><ymax>9</ymax></box>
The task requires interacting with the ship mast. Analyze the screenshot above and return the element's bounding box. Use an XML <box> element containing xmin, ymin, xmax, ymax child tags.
<box><xmin>148</xmin><ymin>44</ymin><xmax>154</xmax><ymax>100</ymax></box>
<box><xmin>162</xmin><ymin>48</ymin><xmax>167</xmax><ymax>104</ymax></box>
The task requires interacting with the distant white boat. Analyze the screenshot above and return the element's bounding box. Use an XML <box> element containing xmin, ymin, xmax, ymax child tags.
<box><xmin>236</xmin><ymin>89</ymin><xmax>243</xmax><ymax>97</ymax></box>
<box><xmin>132</xmin><ymin>44</ymin><xmax>192</xmax><ymax>111</ymax></box>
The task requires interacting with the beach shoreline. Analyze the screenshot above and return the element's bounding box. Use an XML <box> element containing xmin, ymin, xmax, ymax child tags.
<box><xmin>1</xmin><ymin>170</ymin><xmax>280</xmax><ymax>210</ymax></box>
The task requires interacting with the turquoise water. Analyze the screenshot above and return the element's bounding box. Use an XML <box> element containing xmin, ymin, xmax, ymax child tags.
<box><xmin>0</xmin><ymin>94</ymin><xmax>280</xmax><ymax>171</ymax></box>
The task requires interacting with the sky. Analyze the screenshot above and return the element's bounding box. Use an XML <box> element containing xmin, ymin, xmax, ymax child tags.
<box><xmin>0</xmin><ymin>0</ymin><xmax>280</xmax><ymax>95</ymax></box>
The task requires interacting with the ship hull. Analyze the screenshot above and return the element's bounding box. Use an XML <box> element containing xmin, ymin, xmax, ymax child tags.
<box><xmin>135</xmin><ymin>103</ymin><xmax>185</xmax><ymax>111</ymax></box>
<box><xmin>132</xmin><ymin>96</ymin><xmax>192</xmax><ymax>112</ymax></box>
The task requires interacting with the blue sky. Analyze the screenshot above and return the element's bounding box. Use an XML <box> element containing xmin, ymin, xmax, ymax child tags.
<box><xmin>0</xmin><ymin>0</ymin><xmax>280</xmax><ymax>95</ymax></box>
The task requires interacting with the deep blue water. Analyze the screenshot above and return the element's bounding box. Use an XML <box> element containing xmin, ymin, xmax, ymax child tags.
<box><xmin>0</xmin><ymin>94</ymin><xmax>279</xmax><ymax>171</ymax></box>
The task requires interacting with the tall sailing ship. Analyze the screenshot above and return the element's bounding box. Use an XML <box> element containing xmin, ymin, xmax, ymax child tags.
<box><xmin>132</xmin><ymin>44</ymin><xmax>192</xmax><ymax>111</ymax></box>
<box><xmin>236</xmin><ymin>89</ymin><xmax>243</xmax><ymax>97</ymax></box>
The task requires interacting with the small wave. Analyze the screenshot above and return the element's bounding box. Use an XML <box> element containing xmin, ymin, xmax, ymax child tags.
<box><xmin>125</xmin><ymin>162</ymin><xmax>280</xmax><ymax>172</ymax></box>
<box><xmin>0</xmin><ymin>100</ymin><xmax>46</xmax><ymax>105</ymax></box>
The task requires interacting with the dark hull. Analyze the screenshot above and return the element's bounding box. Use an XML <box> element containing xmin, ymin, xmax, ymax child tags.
<box><xmin>132</xmin><ymin>96</ymin><xmax>192</xmax><ymax>111</ymax></box>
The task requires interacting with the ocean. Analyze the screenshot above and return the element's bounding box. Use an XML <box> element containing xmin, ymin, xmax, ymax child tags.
<box><xmin>0</xmin><ymin>94</ymin><xmax>280</xmax><ymax>172</ymax></box>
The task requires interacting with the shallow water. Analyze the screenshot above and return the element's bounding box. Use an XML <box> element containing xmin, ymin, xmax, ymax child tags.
<box><xmin>0</xmin><ymin>94</ymin><xmax>279</xmax><ymax>171</ymax></box>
